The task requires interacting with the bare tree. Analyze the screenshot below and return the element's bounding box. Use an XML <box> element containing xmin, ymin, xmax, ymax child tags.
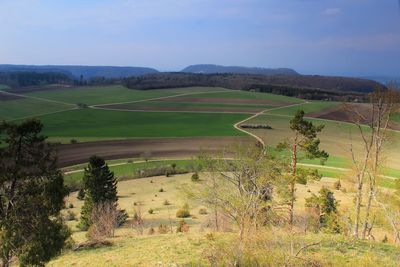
<box><xmin>186</xmin><ymin>144</ymin><xmax>286</xmax><ymax>239</ymax></box>
<box><xmin>88</xmin><ymin>201</ymin><xmax>119</xmax><ymax>240</ymax></box>
<box><xmin>347</xmin><ymin>85</ymin><xmax>400</xmax><ymax>238</ymax></box>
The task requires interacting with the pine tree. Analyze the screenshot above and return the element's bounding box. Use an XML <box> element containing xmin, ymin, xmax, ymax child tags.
<box><xmin>0</xmin><ymin>119</ymin><xmax>69</xmax><ymax>267</ymax></box>
<box><xmin>280</xmin><ymin>110</ymin><xmax>329</xmax><ymax>226</ymax></box>
<box><xmin>79</xmin><ymin>155</ymin><xmax>119</xmax><ymax>230</ymax></box>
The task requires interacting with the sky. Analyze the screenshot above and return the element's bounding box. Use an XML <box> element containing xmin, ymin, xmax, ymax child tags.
<box><xmin>0</xmin><ymin>0</ymin><xmax>399</xmax><ymax>76</ymax></box>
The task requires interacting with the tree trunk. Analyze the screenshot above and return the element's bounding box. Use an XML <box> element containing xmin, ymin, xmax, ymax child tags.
<box><xmin>362</xmin><ymin>182</ymin><xmax>374</xmax><ymax>239</ymax></box>
<box><xmin>289</xmin><ymin>142</ymin><xmax>297</xmax><ymax>226</ymax></box>
<box><xmin>353</xmin><ymin>175</ymin><xmax>363</xmax><ymax>238</ymax></box>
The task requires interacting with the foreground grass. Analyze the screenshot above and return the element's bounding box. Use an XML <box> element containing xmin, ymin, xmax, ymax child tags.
<box><xmin>35</xmin><ymin>108</ymin><xmax>248</xmax><ymax>140</ymax></box>
<box><xmin>48</xmin><ymin>230</ymin><xmax>400</xmax><ymax>266</ymax></box>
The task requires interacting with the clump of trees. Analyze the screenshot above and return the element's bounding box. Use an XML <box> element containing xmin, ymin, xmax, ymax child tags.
<box><xmin>0</xmin><ymin>120</ymin><xmax>70</xmax><ymax>267</ymax></box>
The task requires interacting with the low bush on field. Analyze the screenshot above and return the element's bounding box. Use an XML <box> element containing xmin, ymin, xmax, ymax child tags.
<box><xmin>240</xmin><ymin>124</ymin><xmax>272</xmax><ymax>129</ymax></box>
<box><xmin>176</xmin><ymin>203</ymin><xmax>191</xmax><ymax>218</ymax></box>
<box><xmin>135</xmin><ymin>165</ymin><xmax>189</xmax><ymax>178</ymax></box>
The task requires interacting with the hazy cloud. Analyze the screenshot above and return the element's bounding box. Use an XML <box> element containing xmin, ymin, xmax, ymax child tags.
<box><xmin>321</xmin><ymin>8</ymin><xmax>341</xmax><ymax>16</ymax></box>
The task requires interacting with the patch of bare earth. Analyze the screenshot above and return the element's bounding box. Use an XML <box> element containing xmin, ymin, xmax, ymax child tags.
<box><xmin>56</xmin><ymin>136</ymin><xmax>252</xmax><ymax>167</ymax></box>
<box><xmin>308</xmin><ymin>103</ymin><xmax>400</xmax><ymax>131</ymax></box>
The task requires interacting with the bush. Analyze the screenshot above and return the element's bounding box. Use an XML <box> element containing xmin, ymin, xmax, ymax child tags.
<box><xmin>296</xmin><ymin>174</ymin><xmax>307</xmax><ymax>185</ymax></box>
<box><xmin>70</xmin><ymin>139</ymin><xmax>78</xmax><ymax>144</ymax></box>
<box><xmin>159</xmin><ymin>188</ymin><xmax>164</xmax><ymax>192</ymax></box>
<box><xmin>163</xmin><ymin>200</ymin><xmax>171</xmax><ymax>205</ymax></box>
<box><xmin>68</xmin><ymin>203</ymin><xmax>74</xmax><ymax>209</ymax></box>
<box><xmin>65</xmin><ymin>211</ymin><xmax>76</xmax><ymax>221</ymax></box>
<box><xmin>148</xmin><ymin>208</ymin><xmax>154</xmax><ymax>214</ymax></box>
<box><xmin>240</xmin><ymin>124</ymin><xmax>272</xmax><ymax>129</ymax></box>
<box><xmin>77</xmin><ymin>188</ymin><xmax>85</xmax><ymax>200</ymax></box>
<box><xmin>158</xmin><ymin>224</ymin><xmax>169</xmax><ymax>234</ymax></box>
<box><xmin>135</xmin><ymin>165</ymin><xmax>189</xmax><ymax>178</ymax></box>
<box><xmin>117</xmin><ymin>210</ymin><xmax>128</xmax><ymax>227</ymax></box>
<box><xmin>191</xmin><ymin>172</ymin><xmax>200</xmax><ymax>182</ymax></box>
<box><xmin>333</xmin><ymin>180</ymin><xmax>341</xmax><ymax>190</ymax></box>
<box><xmin>176</xmin><ymin>220</ymin><xmax>189</xmax><ymax>233</ymax></box>
<box><xmin>382</xmin><ymin>235</ymin><xmax>388</xmax><ymax>243</ymax></box>
<box><xmin>199</xmin><ymin>208</ymin><xmax>208</xmax><ymax>215</ymax></box>
<box><xmin>148</xmin><ymin>227</ymin><xmax>155</xmax><ymax>235</ymax></box>
<box><xmin>176</xmin><ymin>203</ymin><xmax>191</xmax><ymax>218</ymax></box>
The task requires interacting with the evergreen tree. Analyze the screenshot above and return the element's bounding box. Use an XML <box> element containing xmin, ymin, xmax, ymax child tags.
<box><xmin>79</xmin><ymin>155</ymin><xmax>119</xmax><ymax>230</ymax></box>
<box><xmin>0</xmin><ymin>119</ymin><xmax>69</xmax><ymax>267</ymax></box>
<box><xmin>278</xmin><ymin>110</ymin><xmax>329</xmax><ymax>226</ymax></box>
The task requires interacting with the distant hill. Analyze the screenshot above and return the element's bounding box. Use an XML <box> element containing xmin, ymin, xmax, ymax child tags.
<box><xmin>0</xmin><ymin>64</ymin><xmax>159</xmax><ymax>79</ymax></box>
<box><xmin>182</xmin><ymin>64</ymin><xmax>299</xmax><ymax>76</ymax></box>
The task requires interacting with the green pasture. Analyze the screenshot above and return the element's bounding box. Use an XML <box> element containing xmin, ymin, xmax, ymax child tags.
<box><xmin>174</xmin><ymin>90</ymin><xmax>304</xmax><ymax>103</ymax></box>
<box><xmin>0</xmin><ymin>97</ymin><xmax>73</xmax><ymax>120</ymax></box>
<box><xmin>25</xmin><ymin>86</ymin><xmax>231</xmax><ymax>106</ymax></box>
<box><xmin>35</xmin><ymin>108</ymin><xmax>247</xmax><ymax>140</ymax></box>
<box><xmin>267</xmin><ymin>101</ymin><xmax>340</xmax><ymax>116</ymax></box>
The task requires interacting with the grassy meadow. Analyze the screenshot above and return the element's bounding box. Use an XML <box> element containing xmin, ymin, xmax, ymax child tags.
<box><xmin>50</xmin><ymin>171</ymin><xmax>400</xmax><ymax>266</ymax></box>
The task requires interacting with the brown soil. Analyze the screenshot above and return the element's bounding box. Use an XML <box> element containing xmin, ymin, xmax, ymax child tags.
<box><xmin>56</xmin><ymin>137</ymin><xmax>252</xmax><ymax>167</ymax></box>
<box><xmin>308</xmin><ymin>103</ymin><xmax>372</xmax><ymax>124</ymax></box>
<box><xmin>101</xmin><ymin>104</ymin><xmax>260</xmax><ymax>113</ymax></box>
<box><xmin>308</xmin><ymin>103</ymin><xmax>400</xmax><ymax>131</ymax></box>
<box><xmin>155</xmin><ymin>97</ymin><xmax>288</xmax><ymax>106</ymax></box>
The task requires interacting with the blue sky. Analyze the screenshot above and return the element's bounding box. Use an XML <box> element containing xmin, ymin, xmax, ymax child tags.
<box><xmin>0</xmin><ymin>0</ymin><xmax>399</xmax><ymax>76</ymax></box>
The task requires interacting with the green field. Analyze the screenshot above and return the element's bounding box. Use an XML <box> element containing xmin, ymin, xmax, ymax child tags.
<box><xmin>36</xmin><ymin>108</ymin><xmax>247</xmax><ymax>140</ymax></box>
<box><xmin>267</xmin><ymin>100</ymin><xmax>340</xmax><ymax>116</ymax></box>
<box><xmin>103</xmin><ymin>100</ymin><xmax>275</xmax><ymax>111</ymax></box>
<box><xmin>25</xmin><ymin>86</ymin><xmax>227</xmax><ymax>106</ymax></box>
<box><xmin>0</xmin><ymin>84</ymin><xmax>10</xmax><ymax>90</ymax></box>
<box><xmin>0</xmin><ymin>97</ymin><xmax>74</xmax><ymax>120</ymax></box>
<box><xmin>247</xmin><ymin>114</ymin><xmax>400</xmax><ymax>170</ymax></box>
<box><xmin>174</xmin><ymin>90</ymin><xmax>304</xmax><ymax>103</ymax></box>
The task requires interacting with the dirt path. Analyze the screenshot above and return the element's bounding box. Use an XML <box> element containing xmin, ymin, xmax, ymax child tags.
<box><xmin>233</xmin><ymin>101</ymin><xmax>310</xmax><ymax>146</ymax></box>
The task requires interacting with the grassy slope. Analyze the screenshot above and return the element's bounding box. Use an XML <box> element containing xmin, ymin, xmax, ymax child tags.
<box><xmin>25</xmin><ymin>86</ymin><xmax>227</xmax><ymax>105</ymax></box>
<box><xmin>37</xmin><ymin>108</ymin><xmax>248</xmax><ymax>139</ymax></box>
<box><xmin>0</xmin><ymin>98</ymin><xmax>73</xmax><ymax>120</ymax></box>
<box><xmin>247</xmin><ymin>114</ymin><xmax>400</xmax><ymax>170</ymax></box>
<box><xmin>49</xmin><ymin>173</ymin><xmax>400</xmax><ymax>266</ymax></box>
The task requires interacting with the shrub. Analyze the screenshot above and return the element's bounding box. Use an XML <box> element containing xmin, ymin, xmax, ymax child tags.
<box><xmin>163</xmin><ymin>200</ymin><xmax>171</xmax><ymax>206</ymax></box>
<box><xmin>65</xmin><ymin>211</ymin><xmax>76</xmax><ymax>221</ymax></box>
<box><xmin>77</xmin><ymin>188</ymin><xmax>85</xmax><ymax>200</ymax></box>
<box><xmin>176</xmin><ymin>203</ymin><xmax>191</xmax><ymax>218</ymax></box>
<box><xmin>240</xmin><ymin>124</ymin><xmax>272</xmax><ymax>129</ymax></box>
<box><xmin>176</xmin><ymin>220</ymin><xmax>190</xmax><ymax>233</ymax></box>
<box><xmin>135</xmin><ymin>166</ymin><xmax>189</xmax><ymax>178</ymax></box>
<box><xmin>68</xmin><ymin>203</ymin><xmax>74</xmax><ymax>209</ymax></box>
<box><xmin>333</xmin><ymin>180</ymin><xmax>341</xmax><ymax>190</ymax></box>
<box><xmin>70</xmin><ymin>139</ymin><xmax>78</xmax><ymax>144</ymax></box>
<box><xmin>382</xmin><ymin>235</ymin><xmax>388</xmax><ymax>243</ymax></box>
<box><xmin>199</xmin><ymin>208</ymin><xmax>208</xmax><ymax>215</ymax></box>
<box><xmin>159</xmin><ymin>188</ymin><xmax>164</xmax><ymax>192</ymax></box>
<box><xmin>148</xmin><ymin>227</ymin><xmax>155</xmax><ymax>235</ymax></box>
<box><xmin>296</xmin><ymin>174</ymin><xmax>307</xmax><ymax>185</ymax></box>
<box><xmin>191</xmin><ymin>172</ymin><xmax>200</xmax><ymax>182</ymax></box>
<box><xmin>148</xmin><ymin>208</ymin><xmax>154</xmax><ymax>214</ymax></box>
<box><xmin>158</xmin><ymin>224</ymin><xmax>169</xmax><ymax>234</ymax></box>
<box><xmin>87</xmin><ymin>202</ymin><xmax>119</xmax><ymax>241</ymax></box>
